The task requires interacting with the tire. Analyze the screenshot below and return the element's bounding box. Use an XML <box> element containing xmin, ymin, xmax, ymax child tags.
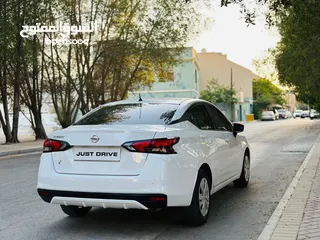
<box><xmin>184</xmin><ymin>169</ymin><xmax>211</xmax><ymax>226</ymax></box>
<box><xmin>60</xmin><ymin>205</ymin><xmax>92</xmax><ymax>217</ymax></box>
<box><xmin>234</xmin><ymin>153</ymin><xmax>250</xmax><ymax>188</ymax></box>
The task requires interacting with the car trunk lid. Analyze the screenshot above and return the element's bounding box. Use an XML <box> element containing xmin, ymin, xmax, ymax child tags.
<box><xmin>49</xmin><ymin>125</ymin><xmax>166</xmax><ymax>176</ymax></box>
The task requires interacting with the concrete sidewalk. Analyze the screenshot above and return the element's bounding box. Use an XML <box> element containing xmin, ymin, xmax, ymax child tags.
<box><xmin>0</xmin><ymin>140</ymin><xmax>43</xmax><ymax>157</ymax></box>
<box><xmin>0</xmin><ymin>126</ymin><xmax>56</xmax><ymax>156</ymax></box>
<box><xmin>258</xmin><ymin>133</ymin><xmax>320</xmax><ymax>240</ymax></box>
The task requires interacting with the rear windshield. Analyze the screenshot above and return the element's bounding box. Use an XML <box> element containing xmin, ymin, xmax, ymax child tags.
<box><xmin>73</xmin><ymin>103</ymin><xmax>178</xmax><ymax>125</ymax></box>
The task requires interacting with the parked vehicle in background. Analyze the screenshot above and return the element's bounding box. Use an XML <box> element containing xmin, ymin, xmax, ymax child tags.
<box><xmin>310</xmin><ymin>109</ymin><xmax>320</xmax><ymax>120</ymax></box>
<box><xmin>261</xmin><ymin>111</ymin><xmax>275</xmax><ymax>121</ymax></box>
<box><xmin>300</xmin><ymin>110</ymin><xmax>310</xmax><ymax>118</ymax></box>
<box><xmin>278</xmin><ymin>109</ymin><xmax>288</xmax><ymax>119</ymax></box>
<box><xmin>293</xmin><ymin>110</ymin><xmax>303</xmax><ymax>118</ymax></box>
<box><xmin>286</xmin><ymin>111</ymin><xmax>292</xmax><ymax>118</ymax></box>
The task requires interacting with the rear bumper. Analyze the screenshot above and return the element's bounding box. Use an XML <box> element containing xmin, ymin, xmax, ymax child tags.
<box><xmin>38</xmin><ymin>189</ymin><xmax>167</xmax><ymax>209</ymax></box>
<box><xmin>37</xmin><ymin>153</ymin><xmax>197</xmax><ymax>208</ymax></box>
<box><xmin>262</xmin><ymin>117</ymin><xmax>274</xmax><ymax>120</ymax></box>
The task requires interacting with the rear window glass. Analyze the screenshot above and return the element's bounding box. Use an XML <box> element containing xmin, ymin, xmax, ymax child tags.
<box><xmin>73</xmin><ymin>103</ymin><xmax>178</xmax><ymax>125</ymax></box>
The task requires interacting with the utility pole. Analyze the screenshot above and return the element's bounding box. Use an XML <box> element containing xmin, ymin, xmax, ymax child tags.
<box><xmin>230</xmin><ymin>68</ymin><xmax>235</xmax><ymax>122</ymax></box>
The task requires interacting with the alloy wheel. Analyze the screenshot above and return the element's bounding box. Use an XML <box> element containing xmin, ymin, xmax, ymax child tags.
<box><xmin>199</xmin><ymin>178</ymin><xmax>210</xmax><ymax>217</ymax></box>
<box><xmin>243</xmin><ymin>156</ymin><xmax>250</xmax><ymax>182</ymax></box>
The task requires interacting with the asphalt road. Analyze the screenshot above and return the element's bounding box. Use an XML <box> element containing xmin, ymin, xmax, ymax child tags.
<box><xmin>1</xmin><ymin>118</ymin><xmax>320</xmax><ymax>240</ymax></box>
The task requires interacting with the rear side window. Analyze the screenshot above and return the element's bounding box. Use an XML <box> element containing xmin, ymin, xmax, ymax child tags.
<box><xmin>187</xmin><ymin>105</ymin><xmax>214</xmax><ymax>130</ymax></box>
<box><xmin>206</xmin><ymin>105</ymin><xmax>233</xmax><ymax>132</ymax></box>
<box><xmin>74</xmin><ymin>103</ymin><xmax>178</xmax><ymax>125</ymax></box>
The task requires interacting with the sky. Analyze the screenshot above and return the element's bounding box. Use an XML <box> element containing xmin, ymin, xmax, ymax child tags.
<box><xmin>191</xmin><ymin>2</ymin><xmax>281</xmax><ymax>73</ymax></box>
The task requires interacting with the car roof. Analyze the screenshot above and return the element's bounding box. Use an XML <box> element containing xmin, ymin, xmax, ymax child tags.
<box><xmin>101</xmin><ymin>98</ymin><xmax>188</xmax><ymax>106</ymax></box>
<box><xmin>101</xmin><ymin>98</ymin><xmax>207</xmax><ymax>107</ymax></box>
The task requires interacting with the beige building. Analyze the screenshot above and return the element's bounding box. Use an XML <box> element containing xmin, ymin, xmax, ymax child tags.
<box><xmin>198</xmin><ymin>51</ymin><xmax>260</xmax><ymax>121</ymax></box>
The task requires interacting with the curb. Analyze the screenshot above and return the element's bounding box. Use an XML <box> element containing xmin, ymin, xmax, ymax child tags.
<box><xmin>257</xmin><ymin>133</ymin><xmax>320</xmax><ymax>240</ymax></box>
<box><xmin>0</xmin><ymin>147</ymin><xmax>43</xmax><ymax>158</ymax></box>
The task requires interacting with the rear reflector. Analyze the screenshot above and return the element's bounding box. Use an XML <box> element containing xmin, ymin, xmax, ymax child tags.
<box><xmin>39</xmin><ymin>191</ymin><xmax>48</xmax><ymax>196</ymax></box>
<box><xmin>43</xmin><ymin>139</ymin><xmax>71</xmax><ymax>153</ymax></box>
<box><xmin>122</xmin><ymin>137</ymin><xmax>179</xmax><ymax>154</ymax></box>
<box><xmin>148</xmin><ymin>197</ymin><xmax>165</xmax><ymax>201</ymax></box>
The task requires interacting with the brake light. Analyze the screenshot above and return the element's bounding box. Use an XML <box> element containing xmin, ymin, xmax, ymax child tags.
<box><xmin>122</xmin><ymin>137</ymin><xmax>179</xmax><ymax>154</ymax></box>
<box><xmin>43</xmin><ymin>139</ymin><xmax>71</xmax><ymax>152</ymax></box>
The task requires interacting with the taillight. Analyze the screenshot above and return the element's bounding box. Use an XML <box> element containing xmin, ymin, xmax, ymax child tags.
<box><xmin>122</xmin><ymin>137</ymin><xmax>179</xmax><ymax>154</ymax></box>
<box><xmin>43</xmin><ymin>139</ymin><xmax>71</xmax><ymax>153</ymax></box>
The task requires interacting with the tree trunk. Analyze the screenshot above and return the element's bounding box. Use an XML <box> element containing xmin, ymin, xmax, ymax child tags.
<box><xmin>33</xmin><ymin>110</ymin><xmax>47</xmax><ymax>139</ymax></box>
<box><xmin>0</xmin><ymin>110</ymin><xmax>12</xmax><ymax>143</ymax></box>
<box><xmin>11</xmin><ymin>86</ymin><xmax>20</xmax><ymax>143</ymax></box>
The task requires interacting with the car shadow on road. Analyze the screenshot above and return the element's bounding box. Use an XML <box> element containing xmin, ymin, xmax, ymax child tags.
<box><xmin>41</xmin><ymin>183</ymin><xmax>253</xmax><ymax>239</ymax></box>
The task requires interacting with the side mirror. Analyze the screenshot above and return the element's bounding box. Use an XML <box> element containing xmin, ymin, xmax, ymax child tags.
<box><xmin>233</xmin><ymin>123</ymin><xmax>244</xmax><ymax>136</ymax></box>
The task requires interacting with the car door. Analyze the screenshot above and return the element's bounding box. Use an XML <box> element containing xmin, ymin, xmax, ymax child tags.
<box><xmin>205</xmin><ymin>104</ymin><xmax>242</xmax><ymax>182</ymax></box>
<box><xmin>186</xmin><ymin>103</ymin><xmax>223</xmax><ymax>187</ymax></box>
<box><xmin>186</xmin><ymin>104</ymin><xmax>229</xmax><ymax>188</ymax></box>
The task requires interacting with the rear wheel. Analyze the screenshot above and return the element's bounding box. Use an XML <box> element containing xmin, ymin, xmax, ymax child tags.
<box><xmin>184</xmin><ymin>169</ymin><xmax>211</xmax><ymax>226</ymax></box>
<box><xmin>60</xmin><ymin>205</ymin><xmax>91</xmax><ymax>217</ymax></box>
<box><xmin>234</xmin><ymin>153</ymin><xmax>250</xmax><ymax>188</ymax></box>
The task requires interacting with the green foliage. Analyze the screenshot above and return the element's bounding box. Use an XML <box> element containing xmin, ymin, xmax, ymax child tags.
<box><xmin>274</xmin><ymin>0</ymin><xmax>320</xmax><ymax>111</ymax></box>
<box><xmin>253</xmin><ymin>78</ymin><xmax>285</xmax><ymax>119</ymax></box>
<box><xmin>253</xmin><ymin>48</ymin><xmax>279</xmax><ymax>83</ymax></box>
<box><xmin>220</xmin><ymin>0</ymin><xmax>291</xmax><ymax>26</ymax></box>
<box><xmin>200</xmin><ymin>79</ymin><xmax>237</xmax><ymax>105</ymax></box>
<box><xmin>253</xmin><ymin>78</ymin><xmax>284</xmax><ymax>105</ymax></box>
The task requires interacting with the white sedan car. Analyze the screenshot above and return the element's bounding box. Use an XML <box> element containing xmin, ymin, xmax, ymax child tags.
<box><xmin>261</xmin><ymin>111</ymin><xmax>276</xmax><ymax>121</ymax></box>
<box><xmin>37</xmin><ymin>98</ymin><xmax>250</xmax><ymax>226</ymax></box>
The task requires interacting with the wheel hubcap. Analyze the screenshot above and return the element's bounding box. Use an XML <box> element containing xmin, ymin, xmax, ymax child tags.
<box><xmin>199</xmin><ymin>178</ymin><xmax>210</xmax><ymax>217</ymax></box>
<box><xmin>244</xmin><ymin>156</ymin><xmax>250</xmax><ymax>182</ymax></box>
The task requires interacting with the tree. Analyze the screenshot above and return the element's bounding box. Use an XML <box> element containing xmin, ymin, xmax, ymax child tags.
<box><xmin>274</xmin><ymin>0</ymin><xmax>320</xmax><ymax>110</ymax></box>
<box><xmin>200</xmin><ymin>79</ymin><xmax>237</xmax><ymax>105</ymax></box>
<box><xmin>41</xmin><ymin>0</ymin><xmax>213</xmax><ymax>127</ymax></box>
<box><xmin>253</xmin><ymin>78</ymin><xmax>285</xmax><ymax>119</ymax></box>
<box><xmin>17</xmin><ymin>0</ymin><xmax>51</xmax><ymax>140</ymax></box>
<box><xmin>253</xmin><ymin>48</ymin><xmax>279</xmax><ymax>85</ymax></box>
<box><xmin>220</xmin><ymin>0</ymin><xmax>291</xmax><ymax>26</ymax></box>
<box><xmin>0</xmin><ymin>0</ymin><xmax>24</xmax><ymax>143</ymax></box>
